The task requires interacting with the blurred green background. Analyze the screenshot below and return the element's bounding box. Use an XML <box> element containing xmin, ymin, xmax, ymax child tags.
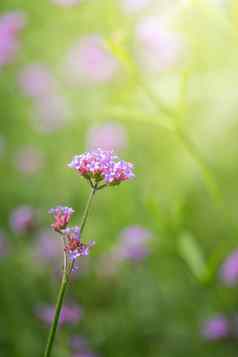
<box><xmin>1</xmin><ymin>0</ymin><xmax>238</xmax><ymax>356</ymax></box>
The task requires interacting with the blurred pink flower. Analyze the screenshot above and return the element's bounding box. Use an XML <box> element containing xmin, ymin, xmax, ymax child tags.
<box><xmin>135</xmin><ymin>16</ymin><xmax>183</xmax><ymax>72</ymax></box>
<box><xmin>98</xmin><ymin>226</ymin><xmax>152</xmax><ymax>277</ymax></box>
<box><xmin>10</xmin><ymin>205</ymin><xmax>36</xmax><ymax>234</ymax></box>
<box><xmin>36</xmin><ymin>303</ymin><xmax>82</xmax><ymax>326</ymax></box>
<box><xmin>0</xmin><ymin>35</ymin><xmax>19</xmax><ymax>67</ymax></box>
<box><xmin>86</xmin><ymin>122</ymin><xmax>127</xmax><ymax>151</ymax></box>
<box><xmin>121</xmin><ymin>0</ymin><xmax>151</xmax><ymax>13</ymax></box>
<box><xmin>219</xmin><ymin>250</ymin><xmax>238</xmax><ymax>286</ymax></box>
<box><xmin>52</xmin><ymin>0</ymin><xmax>80</xmax><ymax>5</ymax></box>
<box><xmin>14</xmin><ymin>145</ymin><xmax>44</xmax><ymax>175</ymax></box>
<box><xmin>33</xmin><ymin>229</ymin><xmax>63</xmax><ymax>264</ymax></box>
<box><xmin>0</xmin><ymin>12</ymin><xmax>26</xmax><ymax>34</ymax></box>
<box><xmin>65</xmin><ymin>35</ymin><xmax>119</xmax><ymax>84</ymax></box>
<box><xmin>33</xmin><ymin>94</ymin><xmax>69</xmax><ymax>132</ymax></box>
<box><xmin>71</xmin><ymin>336</ymin><xmax>97</xmax><ymax>357</ymax></box>
<box><xmin>73</xmin><ymin>353</ymin><xmax>97</xmax><ymax>357</ymax></box>
<box><xmin>70</xmin><ymin>335</ymin><xmax>89</xmax><ymax>351</ymax></box>
<box><xmin>18</xmin><ymin>64</ymin><xmax>58</xmax><ymax>98</ymax></box>
<box><xmin>0</xmin><ymin>11</ymin><xmax>26</xmax><ymax>67</ymax></box>
<box><xmin>116</xmin><ymin>225</ymin><xmax>152</xmax><ymax>261</ymax></box>
<box><xmin>201</xmin><ymin>315</ymin><xmax>230</xmax><ymax>341</ymax></box>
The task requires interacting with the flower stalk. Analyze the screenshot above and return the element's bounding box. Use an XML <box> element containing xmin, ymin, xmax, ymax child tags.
<box><xmin>43</xmin><ymin>149</ymin><xmax>135</xmax><ymax>357</ymax></box>
<box><xmin>43</xmin><ymin>187</ymin><xmax>96</xmax><ymax>357</ymax></box>
<box><xmin>43</xmin><ymin>252</ymin><xmax>68</xmax><ymax>357</ymax></box>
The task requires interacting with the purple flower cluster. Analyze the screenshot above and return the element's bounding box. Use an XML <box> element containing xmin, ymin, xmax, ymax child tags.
<box><xmin>68</xmin><ymin>148</ymin><xmax>135</xmax><ymax>186</ymax></box>
<box><xmin>49</xmin><ymin>206</ymin><xmax>74</xmax><ymax>232</ymax></box>
<box><xmin>62</xmin><ymin>227</ymin><xmax>95</xmax><ymax>261</ymax></box>
<box><xmin>0</xmin><ymin>11</ymin><xmax>26</xmax><ymax>67</ymax></box>
<box><xmin>49</xmin><ymin>207</ymin><xmax>95</xmax><ymax>265</ymax></box>
<box><xmin>36</xmin><ymin>303</ymin><xmax>82</xmax><ymax>326</ymax></box>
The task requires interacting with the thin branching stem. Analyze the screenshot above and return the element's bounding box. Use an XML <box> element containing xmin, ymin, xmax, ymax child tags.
<box><xmin>43</xmin><ymin>186</ymin><xmax>97</xmax><ymax>357</ymax></box>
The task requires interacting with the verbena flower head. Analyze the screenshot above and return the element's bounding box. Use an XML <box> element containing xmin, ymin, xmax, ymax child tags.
<box><xmin>68</xmin><ymin>148</ymin><xmax>135</xmax><ymax>186</ymax></box>
<box><xmin>62</xmin><ymin>226</ymin><xmax>95</xmax><ymax>261</ymax></box>
<box><xmin>219</xmin><ymin>250</ymin><xmax>238</xmax><ymax>286</ymax></box>
<box><xmin>201</xmin><ymin>315</ymin><xmax>230</xmax><ymax>341</ymax></box>
<box><xmin>49</xmin><ymin>206</ymin><xmax>74</xmax><ymax>232</ymax></box>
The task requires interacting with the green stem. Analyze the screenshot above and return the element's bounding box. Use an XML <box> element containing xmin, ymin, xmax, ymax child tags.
<box><xmin>80</xmin><ymin>184</ymin><xmax>97</xmax><ymax>236</ymax></box>
<box><xmin>43</xmin><ymin>186</ymin><xmax>97</xmax><ymax>357</ymax></box>
<box><xmin>43</xmin><ymin>253</ymin><xmax>68</xmax><ymax>357</ymax></box>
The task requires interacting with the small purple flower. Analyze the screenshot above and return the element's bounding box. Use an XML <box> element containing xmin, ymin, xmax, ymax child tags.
<box><xmin>104</xmin><ymin>160</ymin><xmax>134</xmax><ymax>185</ymax></box>
<box><xmin>64</xmin><ymin>35</ymin><xmax>119</xmax><ymax>84</ymax></box>
<box><xmin>18</xmin><ymin>64</ymin><xmax>57</xmax><ymax>98</ymax></box>
<box><xmin>36</xmin><ymin>303</ymin><xmax>82</xmax><ymax>326</ymax></box>
<box><xmin>62</xmin><ymin>226</ymin><xmax>95</xmax><ymax>261</ymax></box>
<box><xmin>68</xmin><ymin>148</ymin><xmax>135</xmax><ymax>186</ymax></box>
<box><xmin>219</xmin><ymin>250</ymin><xmax>238</xmax><ymax>286</ymax></box>
<box><xmin>10</xmin><ymin>205</ymin><xmax>36</xmax><ymax>234</ymax></box>
<box><xmin>201</xmin><ymin>315</ymin><xmax>230</xmax><ymax>341</ymax></box>
<box><xmin>86</xmin><ymin>122</ymin><xmax>127</xmax><ymax>152</ymax></box>
<box><xmin>49</xmin><ymin>206</ymin><xmax>74</xmax><ymax>232</ymax></box>
<box><xmin>14</xmin><ymin>145</ymin><xmax>44</xmax><ymax>175</ymax></box>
